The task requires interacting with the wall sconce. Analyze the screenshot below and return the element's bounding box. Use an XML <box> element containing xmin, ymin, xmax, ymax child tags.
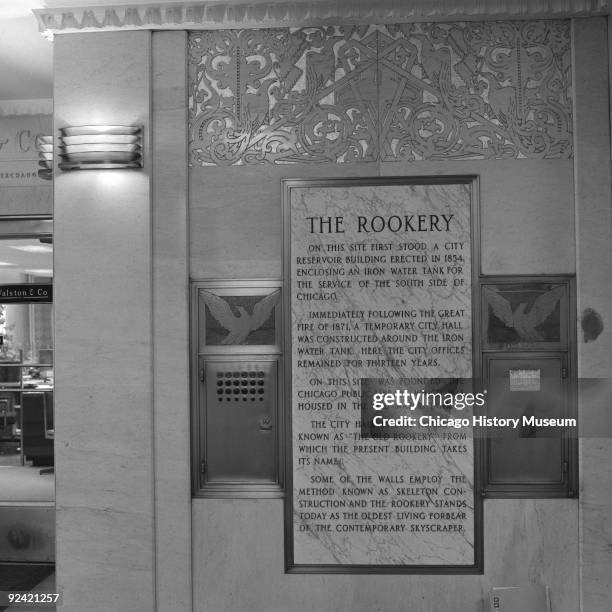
<box><xmin>58</xmin><ymin>125</ymin><xmax>143</xmax><ymax>170</ymax></box>
<box><xmin>36</xmin><ymin>135</ymin><xmax>53</xmax><ymax>181</ymax></box>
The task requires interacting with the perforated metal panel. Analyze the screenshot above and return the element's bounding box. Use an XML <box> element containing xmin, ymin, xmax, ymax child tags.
<box><xmin>202</xmin><ymin>359</ymin><xmax>277</xmax><ymax>486</ymax></box>
<box><xmin>214</xmin><ymin>368</ymin><xmax>267</xmax><ymax>404</ymax></box>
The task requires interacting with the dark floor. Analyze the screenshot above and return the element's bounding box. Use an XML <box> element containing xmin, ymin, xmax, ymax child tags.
<box><xmin>0</xmin><ymin>564</ymin><xmax>54</xmax><ymax>611</ymax></box>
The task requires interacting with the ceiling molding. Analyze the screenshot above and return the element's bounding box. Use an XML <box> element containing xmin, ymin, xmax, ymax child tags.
<box><xmin>34</xmin><ymin>0</ymin><xmax>610</xmax><ymax>39</ymax></box>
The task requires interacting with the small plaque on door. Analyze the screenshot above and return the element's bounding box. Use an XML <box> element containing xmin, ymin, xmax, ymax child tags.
<box><xmin>509</xmin><ymin>369</ymin><xmax>541</xmax><ymax>391</ymax></box>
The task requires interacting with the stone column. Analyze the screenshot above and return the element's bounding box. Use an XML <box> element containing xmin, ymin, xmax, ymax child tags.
<box><xmin>53</xmin><ymin>31</ymin><xmax>155</xmax><ymax>612</ymax></box>
<box><xmin>573</xmin><ymin>17</ymin><xmax>612</xmax><ymax>612</ymax></box>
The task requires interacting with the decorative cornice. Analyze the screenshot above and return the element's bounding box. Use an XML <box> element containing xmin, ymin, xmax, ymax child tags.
<box><xmin>34</xmin><ymin>0</ymin><xmax>610</xmax><ymax>39</ymax></box>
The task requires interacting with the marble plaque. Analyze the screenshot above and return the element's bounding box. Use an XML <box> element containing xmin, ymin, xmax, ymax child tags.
<box><xmin>284</xmin><ymin>178</ymin><xmax>480</xmax><ymax>571</ymax></box>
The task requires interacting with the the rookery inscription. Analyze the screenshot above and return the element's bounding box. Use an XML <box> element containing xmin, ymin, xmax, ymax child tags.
<box><xmin>284</xmin><ymin>178</ymin><xmax>480</xmax><ymax>571</ymax></box>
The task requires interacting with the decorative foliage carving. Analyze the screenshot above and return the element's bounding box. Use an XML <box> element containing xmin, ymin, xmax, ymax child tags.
<box><xmin>189</xmin><ymin>27</ymin><xmax>379</xmax><ymax>164</ymax></box>
<box><xmin>189</xmin><ymin>20</ymin><xmax>573</xmax><ymax>165</ymax></box>
<box><xmin>378</xmin><ymin>21</ymin><xmax>572</xmax><ymax>160</ymax></box>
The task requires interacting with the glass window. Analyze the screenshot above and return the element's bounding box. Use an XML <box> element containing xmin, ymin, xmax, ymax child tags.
<box><xmin>0</xmin><ymin>224</ymin><xmax>54</xmax><ymax>567</ymax></box>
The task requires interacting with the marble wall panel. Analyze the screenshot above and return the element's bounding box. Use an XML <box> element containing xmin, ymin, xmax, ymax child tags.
<box><xmin>45</xmin><ymin>11</ymin><xmax>604</xmax><ymax>612</ymax></box>
<box><xmin>483</xmin><ymin>499</ymin><xmax>579</xmax><ymax>611</ymax></box>
<box><xmin>572</xmin><ymin>17</ymin><xmax>612</xmax><ymax>612</ymax></box>
<box><xmin>287</xmin><ymin>181</ymin><xmax>476</xmax><ymax>567</ymax></box>
<box><xmin>188</xmin><ymin>15</ymin><xmax>583</xmax><ymax>612</ymax></box>
<box><xmin>192</xmin><ymin>498</ymin><xmax>579</xmax><ymax>611</ymax></box>
<box><xmin>53</xmin><ymin>32</ymin><xmax>154</xmax><ymax>612</ymax></box>
<box><xmin>189</xmin><ymin>162</ymin><xmax>379</xmax><ymax>279</ymax></box>
<box><xmin>382</xmin><ymin>158</ymin><xmax>575</xmax><ymax>275</ymax></box>
<box><xmin>380</xmin><ymin>159</ymin><xmax>575</xmax><ymax>275</ymax></box>
<box><xmin>151</xmin><ymin>31</ymin><xmax>192</xmax><ymax>612</ymax></box>
<box><xmin>190</xmin><ymin>159</ymin><xmax>574</xmax><ymax>278</ymax></box>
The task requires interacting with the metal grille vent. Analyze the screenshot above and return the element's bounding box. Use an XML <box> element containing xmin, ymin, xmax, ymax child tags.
<box><xmin>216</xmin><ymin>370</ymin><xmax>266</xmax><ymax>402</ymax></box>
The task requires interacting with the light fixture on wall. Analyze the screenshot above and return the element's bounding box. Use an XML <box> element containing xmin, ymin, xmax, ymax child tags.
<box><xmin>36</xmin><ymin>135</ymin><xmax>53</xmax><ymax>180</ymax></box>
<box><xmin>58</xmin><ymin>125</ymin><xmax>143</xmax><ymax>170</ymax></box>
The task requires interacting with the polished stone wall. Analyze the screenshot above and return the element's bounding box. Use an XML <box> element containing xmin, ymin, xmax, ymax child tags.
<box><xmin>151</xmin><ymin>31</ymin><xmax>192</xmax><ymax>612</ymax></box>
<box><xmin>54</xmin><ymin>31</ymin><xmax>155</xmax><ymax>612</ymax></box>
<box><xmin>47</xmin><ymin>13</ymin><xmax>611</xmax><ymax>612</ymax></box>
<box><xmin>193</xmin><ymin>498</ymin><xmax>578</xmax><ymax>611</ymax></box>
<box><xmin>189</xmin><ymin>18</ymin><xmax>583</xmax><ymax>612</ymax></box>
<box><xmin>190</xmin><ymin>159</ymin><xmax>579</xmax><ymax>612</ymax></box>
<box><xmin>287</xmin><ymin>182</ymin><xmax>475</xmax><ymax>568</ymax></box>
<box><xmin>190</xmin><ymin>158</ymin><xmax>574</xmax><ymax>280</ymax></box>
<box><xmin>572</xmin><ymin>18</ymin><xmax>612</xmax><ymax>612</ymax></box>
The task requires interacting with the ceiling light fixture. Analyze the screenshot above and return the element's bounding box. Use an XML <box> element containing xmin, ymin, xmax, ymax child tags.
<box><xmin>58</xmin><ymin>125</ymin><xmax>143</xmax><ymax>170</ymax></box>
<box><xmin>10</xmin><ymin>245</ymin><xmax>53</xmax><ymax>254</ymax></box>
<box><xmin>24</xmin><ymin>269</ymin><xmax>53</xmax><ymax>276</ymax></box>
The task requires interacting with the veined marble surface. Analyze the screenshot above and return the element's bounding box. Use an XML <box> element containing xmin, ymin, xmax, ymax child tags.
<box><xmin>288</xmin><ymin>182</ymin><xmax>475</xmax><ymax>566</ymax></box>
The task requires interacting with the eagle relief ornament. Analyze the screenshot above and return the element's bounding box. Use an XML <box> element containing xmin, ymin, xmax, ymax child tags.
<box><xmin>201</xmin><ymin>290</ymin><xmax>280</xmax><ymax>345</ymax></box>
<box><xmin>484</xmin><ymin>285</ymin><xmax>564</xmax><ymax>344</ymax></box>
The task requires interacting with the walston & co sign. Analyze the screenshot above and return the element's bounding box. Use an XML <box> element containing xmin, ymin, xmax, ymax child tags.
<box><xmin>0</xmin><ymin>284</ymin><xmax>53</xmax><ymax>303</ymax></box>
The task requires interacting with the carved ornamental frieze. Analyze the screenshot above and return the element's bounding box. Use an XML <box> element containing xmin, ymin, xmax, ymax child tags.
<box><xmin>188</xmin><ymin>21</ymin><xmax>572</xmax><ymax>165</ymax></box>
